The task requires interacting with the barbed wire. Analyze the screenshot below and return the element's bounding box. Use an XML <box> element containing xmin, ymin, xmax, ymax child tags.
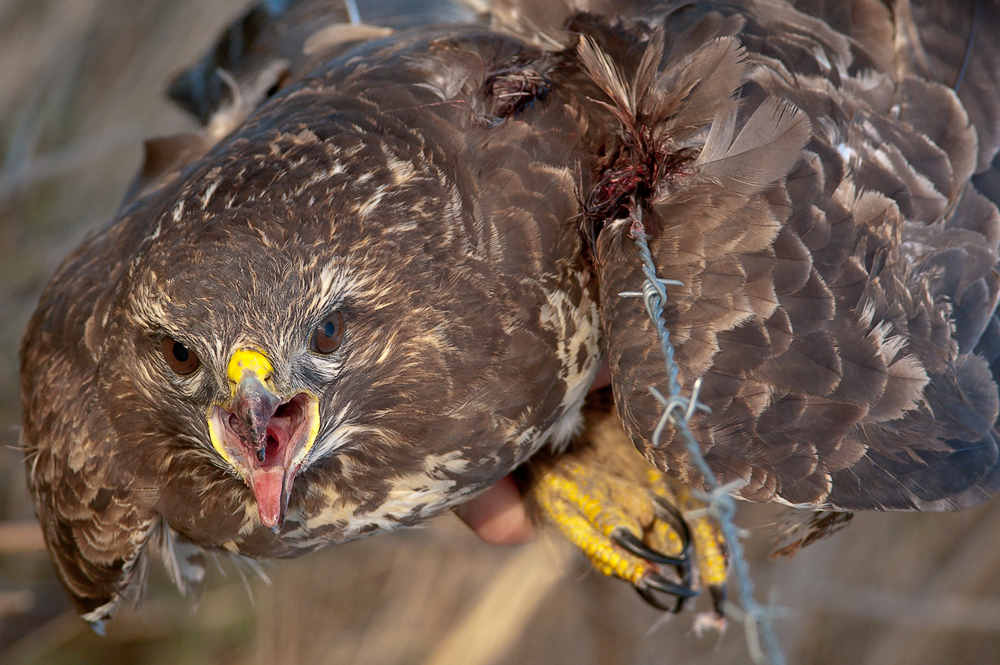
<box><xmin>619</xmin><ymin>203</ymin><xmax>786</xmax><ymax>665</ymax></box>
<box><xmin>343</xmin><ymin>0</ymin><xmax>361</xmax><ymax>25</ymax></box>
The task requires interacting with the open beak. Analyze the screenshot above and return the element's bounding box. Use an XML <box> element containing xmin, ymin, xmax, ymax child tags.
<box><xmin>207</xmin><ymin>349</ymin><xmax>319</xmax><ymax>532</ymax></box>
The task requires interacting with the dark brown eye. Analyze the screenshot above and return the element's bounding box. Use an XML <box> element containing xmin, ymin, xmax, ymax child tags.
<box><xmin>311</xmin><ymin>311</ymin><xmax>345</xmax><ymax>354</ymax></box>
<box><xmin>161</xmin><ymin>337</ymin><xmax>200</xmax><ymax>375</ymax></box>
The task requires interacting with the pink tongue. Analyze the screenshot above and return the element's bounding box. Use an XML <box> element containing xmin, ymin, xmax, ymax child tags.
<box><xmin>252</xmin><ymin>468</ymin><xmax>286</xmax><ymax>529</ymax></box>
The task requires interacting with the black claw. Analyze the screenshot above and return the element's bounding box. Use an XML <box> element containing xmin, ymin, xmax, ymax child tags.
<box><xmin>671</xmin><ymin>560</ymin><xmax>695</xmax><ymax>614</ymax></box>
<box><xmin>634</xmin><ymin>573</ymin><xmax>699</xmax><ymax>612</ymax></box>
<box><xmin>613</xmin><ymin>529</ymin><xmax>687</xmax><ymax>565</ymax></box>
<box><xmin>649</xmin><ymin>498</ymin><xmax>696</xmax><ymax>612</ymax></box>
<box><xmin>644</xmin><ymin>573</ymin><xmax>700</xmax><ymax>599</ymax></box>
<box><xmin>653</xmin><ymin>497</ymin><xmax>692</xmax><ymax>552</ymax></box>
<box><xmin>709</xmin><ymin>584</ymin><xmax>726</xmax><ymax>617</ymax></box>
<box><xmin>670</xmin><ymin>594</ymin><xmax>689</xmax><ymax>614</ymax></box>
<box><xmin>635</xmin><ymin>585</ymin><xmax>680</xmax><ymax>612</ymax></box>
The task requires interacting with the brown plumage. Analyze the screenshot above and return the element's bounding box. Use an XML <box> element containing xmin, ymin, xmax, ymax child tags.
<box><xmin>19</xmin><ymin>0</ymin><xmax>1000</xmax><ymax>629</ymax></box>
<box><xmin>586</xmin><ymin>0</ymin><xmax>1000</xmax><ymax>513</ymax></box>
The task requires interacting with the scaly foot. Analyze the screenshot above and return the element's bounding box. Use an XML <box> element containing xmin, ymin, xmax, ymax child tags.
<box><xmin>522</xmin><ymin>393</ymin><xmax>727</xmax><ymax>614</ymax></box>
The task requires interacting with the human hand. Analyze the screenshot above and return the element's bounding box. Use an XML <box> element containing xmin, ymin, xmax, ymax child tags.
<box><xmin>455</xmin><ymin>358</ymin><xmax>612</xmax><ymax>544</ymax></box>
<box><xmin>455</xmin><ymin>474</ymin><xmax>535</xmax><ymax>544</ymax></box>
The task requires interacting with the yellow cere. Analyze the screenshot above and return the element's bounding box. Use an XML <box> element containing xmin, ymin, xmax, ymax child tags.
<box><xmin>227</xmin><ymin>348</ymin><xmax>274</xmax><ymax>389</ymax></box>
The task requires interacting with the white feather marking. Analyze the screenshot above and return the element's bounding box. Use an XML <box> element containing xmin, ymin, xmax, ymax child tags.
<box><xmin>200</xmin><ymin>179</ymin><xmax>221</xmax><ymax>208</ymax></box>
<box><xmin>353</xmin><ymin>184</ymin><xmax>388</xmax><ymax>219</ymax></box>
<box><xmin>291</xmin><ymin>452</ymin><xmax>476</xmax><ymax>546</ymax></box>
<box><xmin>835</xmin><ymin>141</ymin><xmax>857</xmax><ymax>164</ymax></box>
<box><xmin>858</xmin><ymin>300</ymin><xmax>877</xmax><ymax>329</ymax></box>
<box><xmin>305</xmin><ymin>421</ymin><xmax>370</xmax><ymax>465</ymax></box>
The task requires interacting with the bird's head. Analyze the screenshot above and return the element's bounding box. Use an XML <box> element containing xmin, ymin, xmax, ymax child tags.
<box><xmin>93</xmin><ymin>92</ymin><xmax>598</xmax><ymax>549</ymax></box>
<box><xmin>98</xmin><ymin>205</ymin><xmax>461</xmax><ymax>544</ymax></box>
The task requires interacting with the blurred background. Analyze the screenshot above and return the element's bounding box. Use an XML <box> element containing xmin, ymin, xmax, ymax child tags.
<box><xmin>1</xmin><ymin>1</ymin><xmax>999</xmax><ymax>663</ymax></box>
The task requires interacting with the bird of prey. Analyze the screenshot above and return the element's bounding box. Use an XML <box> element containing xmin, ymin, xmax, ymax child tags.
<box><xmin>20</xmin><ymin>0</ymin><xmax>1000</xmax><ymax>631</ymax></box>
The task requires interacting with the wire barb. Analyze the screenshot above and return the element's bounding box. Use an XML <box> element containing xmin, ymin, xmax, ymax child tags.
<box><xmin>343</xmin><ymin>0</ymin><xmax>361</xmax><ymax>25</ymax></box>
<box><xmin>623</xmin><ymin>203</ymin><xmax>786</xmax><ymax>665</ymax></box>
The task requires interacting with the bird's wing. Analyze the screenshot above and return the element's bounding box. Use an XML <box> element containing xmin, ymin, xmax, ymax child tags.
<box><xmin>584</xmin><ymin>0</ymin><xmax>1000</xmax><ymax>511</ymax></box>
<box><xmin>166</xmin><ymin>0</ymin><xmax>483</xmax><ymax>124</ymax></box>
<box><xmin>20</xmin><ymin>197</ymin><xmax>166</xmax><ymax>627</ymax></box>
<box><xmin>128</xmin><ymin>0</ymin><xmax>484</xmax><ymax>201</ymax></box>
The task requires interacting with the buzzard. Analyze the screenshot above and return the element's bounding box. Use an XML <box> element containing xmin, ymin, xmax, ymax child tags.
<box><xmin>20</xmin><ymin>0</ymin><xmax>1000</xmax><ymax>632</ymax></box>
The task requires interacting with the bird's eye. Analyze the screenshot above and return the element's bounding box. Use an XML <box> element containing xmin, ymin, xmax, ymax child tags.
<box><xmin>311</xmin><ymin>312</ymin><xmax>345</xmax><ymax>354</ymax></box>
<box><xmin>161</xmin><ymin>337</ymin><xmax>201</xmax><ymax>375</ymax></box>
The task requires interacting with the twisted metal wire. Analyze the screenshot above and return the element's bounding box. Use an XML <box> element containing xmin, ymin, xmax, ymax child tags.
<box><xmin>344</xmin><ymin>0</ymin><xmax>362</xmax><ymax>25</ymax></box>
<box><xmin>619</xmin><ymin>207</ymin><xmax>786</xmax><ymax>665</ymax></box>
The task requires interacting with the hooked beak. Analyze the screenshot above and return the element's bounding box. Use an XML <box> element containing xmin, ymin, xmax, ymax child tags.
<box><xmin>208</xmin><ymin>349</ymin><xmax>320</xmax><ymax>532</ymax></box>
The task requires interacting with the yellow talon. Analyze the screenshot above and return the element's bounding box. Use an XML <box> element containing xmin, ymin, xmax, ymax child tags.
<box><xmin>662</xmin><ymin>482</ymin><xmax>728</xmax><ymax>590</ymax></box>
<box><xmin>534</xmin><ymin>476</ymin><xmax>653</xmax><ymax>584</ymax></box>
<box><xmin>523</xmin><ymin>395</ymin><xmax>729</xmax><ymax>614</ymax></box>
<box><xmin>691</xmin><ymin>511</ymin><xmax>727</xmax><ymax>588</ymax></box>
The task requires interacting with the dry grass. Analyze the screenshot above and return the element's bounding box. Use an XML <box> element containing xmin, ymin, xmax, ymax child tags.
<box><xmin>1</xmin><ymin>1</ymin><xmax>999</xmax><ymax>663</ymax></box>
